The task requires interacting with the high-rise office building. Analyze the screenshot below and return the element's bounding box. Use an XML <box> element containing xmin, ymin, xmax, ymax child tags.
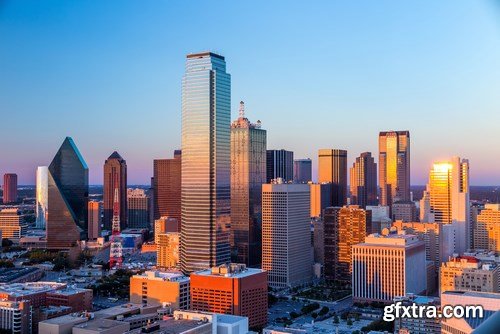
<box><xmin>180</xmin><ymin>52</ymin><xmax>231</xmax><ymax>273</ymax></box>
<box><xmin>2</xmin><ymin>173</ymin><xmax>18</xmax><ymax>204</ymax></box>
<box><xmin>440</xmin><ymin>255</ymin><xmax>499</xmax><ymax>294</ymax></box>
<box><xmin>391</xmin><ymin>221</ymin><xmax>454</xmax><ymax>273</ymax></box>
<box><xmin>35</xmin><ymin>166</ymin><xmax>49</xmax><ymax>229</ymax></box>
<box><xmin>230</xmin><ymin>101</ymin><xmax>266</xmax><ymax>266</ymax></box>
<box><xmin>87</xmin><ymin>201</ymin><xmax>101</xmax><ymax>240</ymax></box>
<box><xmin>130</xmin><ymin>271</ymin><xmax>190</xmax><ymax>309</ymax></box>
<box><xmin>352</xmin><ymin>232</ymin><xmax>426</xmax><ymax>303</ymax></box>
<box><xmin>474</xmin><ymin>204</ymin><xmax>500</xmax><ymax>252</ymax></box>
<box><xmin>154</xmin><ymin>217</ymin><xmax>179</xmax><ymax>243</ymax></box>
<box><xmin>378</xmin><ymin>131</ymin><xmax>410</xmax><ymax>206</ymax></box>
<box><xmin>46</xmin><ymin>137</ymin><xmax>89</xmax><ymax>249</ymax></box>
<box><xmin>127</xmin><ymin>188</ymin><xmax>150</xmax><ymax>229</ymax></box>
<box><xmin>266</xmin><ymin>149</ymin><xmax>294</xmax><ymax>183</ymax></box>
<box><xmin>294</xmin><ymin>159</ymin><xmax>312</xmax><ymax>184</ymax></box>
<box><xmin>324</xmin><ymin>206</ymin><xmax>370</xmax><ymax>283</ymax></box>
<box><xmin>391</xmin><ymin>201</ymin><xmax>417</xmax><ymax>222</ymax></box>
<box><xmin>262</xmin><ymin>182</ymin><xmax>312</xmax><ymax>289</ymax></box>
<box><xmin>103</xmin><ymin>151</ymin><xmax>127</xmax><ymax>231</ymax></box>
<box><xmin>318</xmin><ymin>149</ymin><xmax>348</xmax><ymax>206</ymax></box>
<box><xmin>427</xmin><ymin>157</ymin><xmax>470</xmax><ymax>254</ymax></box>
<box><xmin>0</xmin><ymin>209</ymin><xmax>27</xmax><ymax>242</ymax></box>
<box><xmin>190</xmin><ymin>264</ymin><xmax>268</xmax><ymax>328</ymax></box>
<box><xmin>309</xmin><ymin>183</ymin><xmax>333</xmax><ymax>217</ymax></box>
<box><xmin>157</xmin><ymin>232</ymin><xmax>179</xmax><ymax>269</ymax></box>
<box><xmin>153</xmin><ymin>150</ymin><xmax>181</xmax><ymax>223</ymax></box>
<box><xmin>349</xmin><ymin>152</ymin><xmax>377</xmax><ymax>208</ymax></box>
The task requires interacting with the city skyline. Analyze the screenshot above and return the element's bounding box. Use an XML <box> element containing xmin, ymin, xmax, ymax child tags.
<box><xmin>2</xmin><ymin>1</ymin><xmax>500</xmax><ymax>185</ymax></box>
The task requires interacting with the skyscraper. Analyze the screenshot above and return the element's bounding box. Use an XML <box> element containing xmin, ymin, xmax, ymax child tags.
<box><xmin>318</xmin><ymin>149</ymin><xmax>348</xmax><ymax>206</ymax></box>
<box><xmin>349</xmin><ymin>152</ymin><xmax>377</xmax><ymax>208</ymax></box>
<box><xmin>87</xmin><ymin>201</ymin><xmax>101</xmax><ymax>240</ymax></box>
<box><xmin>427</xmin><ymin>157</ymin><xmax>470</xmax><ymax>253</ymax></box>
<box><xmin>2</xmin><ymin>173</ymin><xmax>18</xmax><ymax>204</ymax></box>
<box><xmin>266</xmin><ymin>149</ymin><xmax>294</xmax><ymax>183</ymax></box>
<box><xmin>324</xmin><ymin>206</ymin><xmax>370</xmax><ymax>283</ymax></box>
<box><xmin>46</xmin><ymin>137</ymin><xmax>89</xmax><ymax>249</ymax></box>
<box><xmin>294</xmin><ymin>158</ymin><xmax>312</xmax><ymax>183</ymax></box>
<box><xmin>153</xmin><ymin>150</ymin><xmax>181</xmax><ymax>223</ymax></box>
<box><xmin>474</xmin><ymin>204</ymin><xmax>500</xmax><ymax>252</ymax></box>
<box><xmin>378</xmin><ymin>131</ymin><xmax>410</xmax><ymax>206</ymax></box>
<box><xmin>35</xmin><ymin>166</ymin><xmax>49</xmax><ymax>229</ymax></box>
<box><xmin>230</xmin><ymin>101</ymin><xmax>266</xmax><ymax>266</ymax></box>
<box><xmin>180</xmin><ymin>52</ymin><xmax>231</xmax><ymax>273</ymax></box>
<box><xmin>262</xmin><ymin>182</ymin><xmax>312</xmax><ymax>289</ymax></box>
<box><xmin>103</xmin><ymin>151</ymin><xmax>127</xmax><ymax>231</ymax></box>
<box><xmin>127</xmin><ymin>188</ymin><xmax>150</xmax><ymax>229</ymax></box>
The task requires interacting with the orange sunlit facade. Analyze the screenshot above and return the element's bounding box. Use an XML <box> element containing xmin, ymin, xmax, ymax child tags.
<box><xmin>190</xmin><ymin>264</ymin><xmax>267</xmax><ymax>328</ymax></box>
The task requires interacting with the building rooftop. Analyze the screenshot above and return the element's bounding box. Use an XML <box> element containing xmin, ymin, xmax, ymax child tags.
<box><xmin>186</xmin><ymin>51</ymin><xmax>224</xmax><ymax>60</ymax></box>
<box><xmin>360</xmin><ymin>232</ymin><xmax>422</xmax><ymax>247</ymax></box>
<box><xmin>442</xmin><ymin>290</ymin><xmax>500</xmax><ymax>300</ymax></box>
<box><xmin>194</xmin><ymin>263</ymin><xmax>265</xmax><ymax>278</ymax></box>
<box><xmin>40</xmin><ymin>312</ymin><xmax>91</xmax><ymax>325</ymax></box>
<box><xmin>134</xmin><ymin>270</ymin><xmax>189</xmax><ymax>283</ymax></box>
<box><xmin>0</xmin><ymin>281</ymin><xmax>65</xmax><ymax>296</ymax></box>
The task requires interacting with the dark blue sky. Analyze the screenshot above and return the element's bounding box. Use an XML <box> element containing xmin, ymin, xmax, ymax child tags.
<box><xmin>1</xmin><ymin>0</ymin><xmax>500</xmax><ymax>185</ymax></box>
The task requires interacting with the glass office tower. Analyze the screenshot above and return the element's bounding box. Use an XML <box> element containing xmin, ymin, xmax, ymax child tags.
<box><xmin>35</xmin><ymin>166</ymin><xmax>48</xmax><ymax>229</ymax></box>
<box><xmin>230</xmin><ymin>101</ymin><xmax>266</xmax><ymax>267</ymax></box>
<box><xmin>379</xmin><ymin>131</ymin><xmax>410</xmax><ymax>206</ymax></box>
<box><xmin>47</xmin><ymin>137</ymin><xmax>89</xmax><ymax>249</ymax></box>
<box><xmin>180</xmin><ymin>52</ymin><xmax>231</xmax><ymax>273</ymax></box>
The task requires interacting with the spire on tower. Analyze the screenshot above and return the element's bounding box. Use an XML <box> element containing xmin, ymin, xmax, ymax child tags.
<box><xmin>239</xmin><ymin>101</ymin><xmax>245</xmax><ymax>119</ymax></box>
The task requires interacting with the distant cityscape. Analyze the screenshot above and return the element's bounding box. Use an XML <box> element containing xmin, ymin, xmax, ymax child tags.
<box><xmin>0</xmin><ymin>51</ymin><xmax>499</xmax><ymax>334</ymax></box>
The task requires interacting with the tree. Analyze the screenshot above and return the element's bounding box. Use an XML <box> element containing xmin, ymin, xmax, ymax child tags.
<box><xmin>319</xmin><ymin>306</ymin><xmax>329</xmax><ymax>316</ymax></box>
<box><xmin>311</xmin><ymin>312</ymin><xmax>318</xmax><ymax>319</ymax></box>
<box><xmin>290</xmin><ymin>311</ymin><xmax>299</xmax><ymax>319</ymax></box>
<box><xmin>347</xmin><ymin>319</ymin><xmax>353</xmax><ymax>326</ymax></box>
<box><xmin>1</xmin><ymin>239</ymin><xmax>13</xmax><ymax>248</ymax></box>
<box><xmin>0</xmin><ymin>260</ymin><xmax>14</xmax><ymax>268</ymax></box>
<box><xmin>333</xmin><ymin>315</ymin><xmax>339</xmax><ymax>324</ymax></box>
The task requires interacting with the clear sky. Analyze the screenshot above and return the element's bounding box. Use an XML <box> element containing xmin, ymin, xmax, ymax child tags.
<box><xmin>1</xmin><ymin>0</ymin><xmax>500</xmax><ymax>185</ymax></box>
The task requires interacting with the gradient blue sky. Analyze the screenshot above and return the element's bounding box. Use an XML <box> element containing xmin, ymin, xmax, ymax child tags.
<box><xmin>1</xmin><ymin>0</ymin><xmax>500</xmax><ymax>185</ymax></box>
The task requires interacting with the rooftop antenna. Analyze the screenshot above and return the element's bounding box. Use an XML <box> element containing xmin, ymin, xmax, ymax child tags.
<box><xmin>239</xmin><ymin>101</ymin><xmax>245</xmax><ymax>119</ymax></box>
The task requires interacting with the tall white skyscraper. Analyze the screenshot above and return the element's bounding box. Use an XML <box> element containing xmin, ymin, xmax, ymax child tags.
<box><xmin>262</xmin><ymin>181</ymin><xmax>312</xmax><ymax>289</ymax></box>
<box><xmin>427</xmin><ymin>157</ymin><xmax>470</xmax><ymax>254</ymax></box>
<box><xmin>35</xmin><ymin>166</ymin><xmax>48</xmax><ymax>229</ymax></box>
<box><xmin>180</xmin><ymin>52</ymin><xmax>231</xmax><ymax>273</ymax></box>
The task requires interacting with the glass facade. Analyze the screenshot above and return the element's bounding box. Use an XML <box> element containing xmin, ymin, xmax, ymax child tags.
<box><xmin>35</xmin><ymin>166</ymin><xmax>48</xmax><ymax>229</ymax></box>
<box><xmin>318</xmin><ymin>149</ymin><xmax>348</xmax><ymax>206</ymax></box>
<box><xmin>379</xmin><ymin>131</ymin><xmax>410</xmax><ymax>206</ymax></box>
<box><xmin>266</xmin><ymin>149</ymin><xmax>294</xmax><ymax>183</ymax></box>
<box><xmin>349</xmin><ymin>152</ymin><xmax>378</xmax><ymax>208</ymax></box>
<box><xmin>47</xmin><ymin>137</ymin><xmax>89</xmax><ymax>249</ymax></box>
<box><xmin>293</xmin><ymin>159</ymin><xmax>312</xmax><ymax>184</ymax></box>
<box><xmin>181</xmin><ymin>52</ymin><xmax>231</xmax><ymax>273</ymax></box>
<box><xmin>230</xmin><ymin>103</ymin><xmax>266</xmax><ymax>266</ymax></box>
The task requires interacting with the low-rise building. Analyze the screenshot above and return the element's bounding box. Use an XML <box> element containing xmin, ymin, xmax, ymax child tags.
<box><xmin>129</xmin><ymin>270</ymin><xmax>189</xmax><ymax>309</ymax></box>
<box><xmin>441</xmin><ymin>291</ymin><xmax>500</xmax><ymax>334</ymax></box>
<box><xmin>393</xmin><ymin>294</ymin><xmax>441</xmax><ymax>334</ymax></box>
<box><xmin>190</xmin><ymin>264</ymin><xmax>267</xmax><ymax>329</ymax></box>
<box><xmin>440</xmin><ymin>255</ymin><xmax>499</xmax><ymax>293</ymax></box>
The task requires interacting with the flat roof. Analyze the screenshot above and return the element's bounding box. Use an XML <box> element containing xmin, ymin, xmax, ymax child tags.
<box><xmin>194</xmin><ymin>266</ymin><xmax>265</xmax><ymax>279</ymax></box>
<box><xmin>186</xmin><ymin>51</ymin><xmax>225</xmax><ymax>60</ymax></box>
